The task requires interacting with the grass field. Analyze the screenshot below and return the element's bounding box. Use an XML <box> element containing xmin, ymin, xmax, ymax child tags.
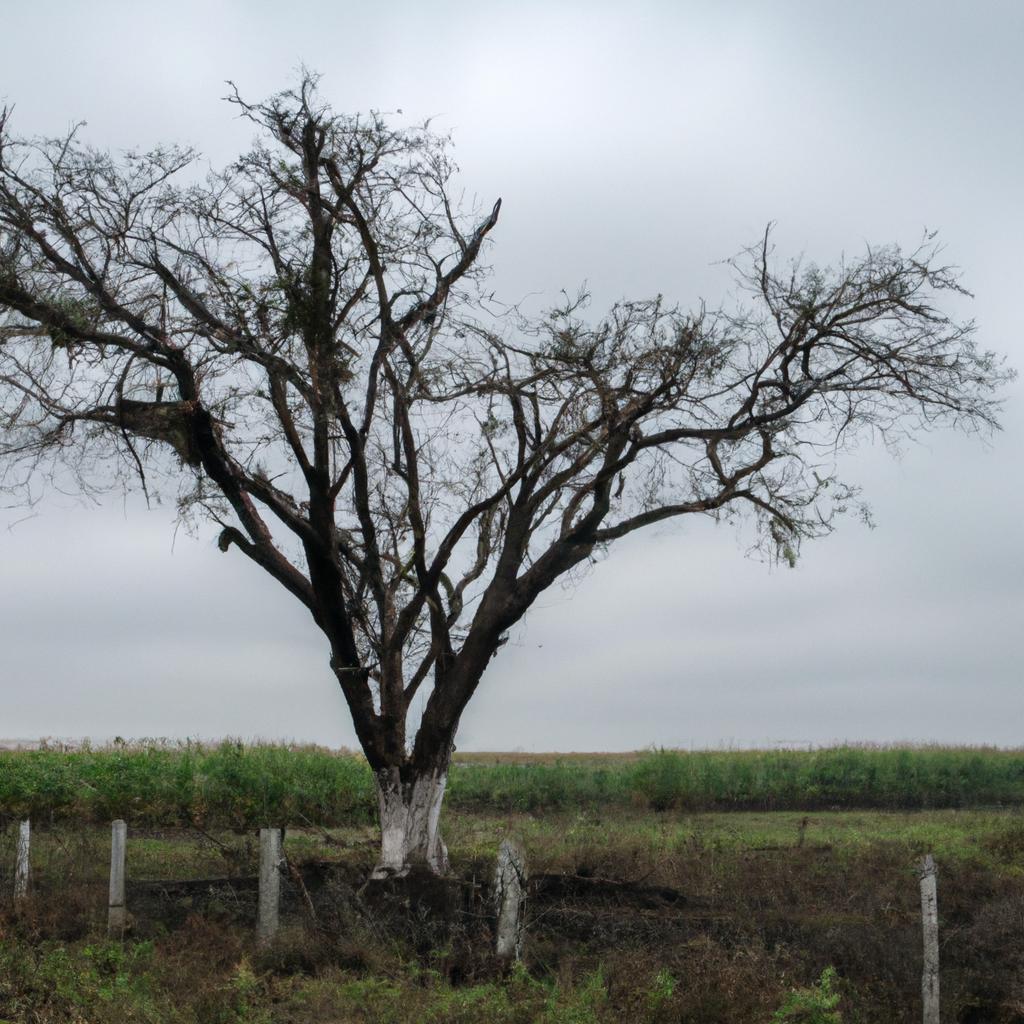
<box><xmin>3</xmin><ymin>742</ymin><xmax>1024</xmax><ymax>827</ymax></box>
<box><xmin>3</xmin><ymin>807</ymin><xmax>1024</xmax><ymax>1022</ymax></box>
<box><xmin>3</xmin><ymin>745</ymin><xmax>1024</xmax><ymax>1022</ymax></box>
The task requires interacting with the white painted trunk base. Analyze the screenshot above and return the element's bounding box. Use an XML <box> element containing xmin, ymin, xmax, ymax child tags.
<box><xmin>373</xmin><ymin>768</ymin><xmax>449</xmax><ymax>877</ymax></box>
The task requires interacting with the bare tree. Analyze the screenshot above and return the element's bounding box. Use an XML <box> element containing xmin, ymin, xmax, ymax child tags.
<box><xmin>0</xmin><ymin>77</ymin><xmax>1012</xmax><ymax>875</ymax></box>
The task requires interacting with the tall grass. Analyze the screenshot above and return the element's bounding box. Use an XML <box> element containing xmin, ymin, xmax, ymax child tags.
<box><xmin>0</xmin><ymin>741</ymin><xmax>376</xmax><ymax>827</ymax></box>
<box><xmin>452</xmin><ymin>746</ymin><xmax>1024</xmax><ymax>813</ymax></box>
<box><xmin>1</xmin><ymin>743</ymin><xmax>1023</xmax><ymax>827</ymax></box>
<box><xmin>622</xmin><ymin>746</ymin><xmax>1024</xmax><ymax>812</ymax></box>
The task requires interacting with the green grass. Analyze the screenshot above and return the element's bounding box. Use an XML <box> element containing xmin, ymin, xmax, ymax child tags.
<box><xmin>446</xmin><ymin>807</ymin><xmax>1024</xmax><ymax>874</ymax></box>
<box><xmin>4</xmin><ymin>742</ymin><xmax>1023</xmax><ymax>1024</ymax></box>
<box><xmin>2</xmin><ymin>742</ymin><xmax>1024</xmax><ymax>828</ymax></box>
<box><xmin>6</xmin><ymin>808</ymin><xmax>1022</xmax><ymax>890</ymax></box>
<box><xmin>0</xmin><ymin>741</ymin><xmax>376</xmax><ymax>827</ymax></box>
<box><xmin>0</xmin><ymin>942</ymin><xmax>707</xmax><ymax>1024</ymax></box>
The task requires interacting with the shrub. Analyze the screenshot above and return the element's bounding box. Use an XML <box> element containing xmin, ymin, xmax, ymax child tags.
<box><xmin>771</xmin><ymin>967</ymin><xmax>842</xmax><ymax>1023</ymax></box>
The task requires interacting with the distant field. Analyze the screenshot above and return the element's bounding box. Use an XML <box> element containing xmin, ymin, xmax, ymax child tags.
<box><xmin>2</xmin><ymin>742</ymin><xmax>1024</xmax><ymax>827</ymax></box>
<box><xmin>454</xmin><ymin>750</ymin><xmax>648</xmax><ymax>764</ymax></box>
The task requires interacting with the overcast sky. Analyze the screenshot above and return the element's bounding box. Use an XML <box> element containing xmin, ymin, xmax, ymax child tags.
<box><xmin>1</xmin><ymin>0</ymin><xmax>1021</xmax><ymax>750</ymax></box>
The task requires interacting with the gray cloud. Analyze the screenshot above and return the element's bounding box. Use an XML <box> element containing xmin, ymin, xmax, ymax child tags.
<box><xmin>1</xmin><ymin>0</ymin><xmax>1020</xmax><ymax>749</ymax></box>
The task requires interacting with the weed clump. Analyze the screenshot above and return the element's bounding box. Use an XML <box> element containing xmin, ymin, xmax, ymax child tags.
<box><xmin>772</xmin><ymin>967</ymin><xmax>842</xmax><ymax>1023</ymax></box>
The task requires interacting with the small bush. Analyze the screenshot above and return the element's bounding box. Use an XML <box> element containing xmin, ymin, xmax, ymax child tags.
<box><xmin>772</xmin><ymin>967</ymin><xmax>842</xmax><ymax>1023</ymax></box>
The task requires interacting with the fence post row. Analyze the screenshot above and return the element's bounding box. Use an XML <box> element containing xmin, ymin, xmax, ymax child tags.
<box><xmin>3</xmin><ymin>816</ymin><xmax>942</xmax><ymax>1019</ymax></box>
<box><xmin>919</xmin><ymin>853</ymin><xmax>940</xmax><ymax>1024</ymax></box>
<box><xmin>258</xmin><ymin>827</ymin><xmax>284</xmax><ymax>946</ymax></box>
<box><xmin>9</xmin><ymin>819</ymin><xmax>282</xmax><ymax>946</ymax></box>
<box><xmin>494</xmin><ymin>838</ymin><xmax>527</xmax><ymax>961</ymax></box>
<box><xmin>14</xmin><ymin>819</ymin><xmax>30</xmax><ymax>901</ymax></box>
<box><xmin>107</xmin><ymin>819</ymin><xmax>128</xmax><ymax>938</ymax></box>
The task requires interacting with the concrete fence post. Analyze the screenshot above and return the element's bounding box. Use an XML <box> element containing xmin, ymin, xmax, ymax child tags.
<box><xmin>107</xmin><ymin>819</ymin><xmax>128</xmax><ymax>938</ymax></box>
<box><xmin>494</xmin><ymin>839</ymin><xmax>527</xmax><ymax>960</ymax></box>
<box><xmin>258</xmin><ymin>827</ymin><xmax>283</xmax><ymax>946</ymax></box>
<box><xmin>919</xmin><ymin>853</ymin><xmax>939</xmax><ymax>1024</ymax></box>
<box><xmin>14</xmin><ymin>819</ymin><xmax>30</xmax><ymax>901</ymax></box>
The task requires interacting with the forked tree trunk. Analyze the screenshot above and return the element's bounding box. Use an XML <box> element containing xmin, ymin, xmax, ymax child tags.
<box><xmin>372</xmin><ymin>765</ymin><xmax>450</xmax><ymax>877</ymax></box>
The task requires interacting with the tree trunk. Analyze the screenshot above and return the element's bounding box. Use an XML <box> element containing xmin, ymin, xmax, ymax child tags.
<box><xmin>372</xmin><ymin>764</ymin><xmax>450</xmax><ymax>877</ymax></box>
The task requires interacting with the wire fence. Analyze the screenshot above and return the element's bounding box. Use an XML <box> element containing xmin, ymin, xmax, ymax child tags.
<box><xmin>1</xmin><ymin>814</ymin><xmax>956</xmax><ymax>1022</ymax></box>
<box><xmin>0</xmin><ymin>818</ymin><xmax>320</xmax><ymax>936</ymax></box>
